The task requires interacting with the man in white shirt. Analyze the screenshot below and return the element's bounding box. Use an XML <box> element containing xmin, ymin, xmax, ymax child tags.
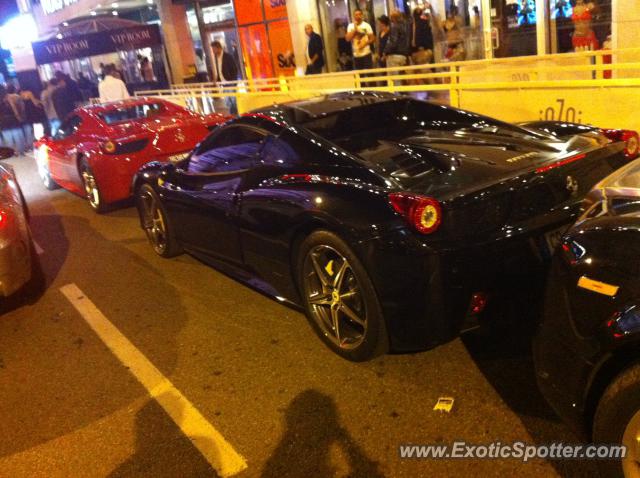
<box><xmin>98</xmin><ymin>65</ymin><xmax>130</xmax><ymax>103</ymax></box>
<box><xmin>345</xmin><ymin>9</ymin><xmax>375</xmax><ymax>70</ymax></box>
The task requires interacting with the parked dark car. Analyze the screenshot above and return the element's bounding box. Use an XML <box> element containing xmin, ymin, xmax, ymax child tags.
<box><xmin>133</xmin><ymin>91</ymin><xmax>632</xmax><ymax>361</ymax></box>
<box><xmin>534</xmin><ymin>158</ymin><xmax>640</xmax><ymax>477</ymax></box>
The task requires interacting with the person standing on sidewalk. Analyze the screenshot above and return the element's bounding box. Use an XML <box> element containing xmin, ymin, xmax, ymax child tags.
<box><xmin>346</xmin><ymin>9</ymin><xmax>375</xmax><ymax>70</ymax></box>
<box><xmin>98</xmin><ymin>65</ymin><xmax>130</xmax><ymax>103</ymax></box>
<box><xmin>377</xmin><ymin>15</ymin><xmax>391</xmax><ymax>68</ymax></box>
<box><xmin>41</xmin><ymin>79</ymin><xmax>60</xmax><ymax>137</ymax></box>
<box><xmin>5</xmin><ymin>85</ymin><xmax>27</xmax><ymax>155</ymax></box>
<box><xmin>211</xmin><ymin>40</ymin><xmax>239</xmax><ymax>115</ymax></box>
<box><xmin>304</xmin><ymin>24</ymin><xmax>325</xmax><ymax>75</ymax></box>
<box><xmin>20</xmin><ymin>86</ymin><xmax>45</xmax><ymax>149</ymax></box>
<box><xmin>0</xmin><ymin>86</ymin><xmax>25</xmax><ymax>156</ymax></box>
<box><xmin>383</xmin><ymin>10</ymin><xmax>410</xmax><ymax>86</ymax></box>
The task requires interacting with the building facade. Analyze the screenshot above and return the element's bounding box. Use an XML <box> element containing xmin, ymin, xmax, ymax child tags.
<box><xmin>0</xmin><ymin>0</ymin><xmax>637</xmax><ymax>90</ymax></box>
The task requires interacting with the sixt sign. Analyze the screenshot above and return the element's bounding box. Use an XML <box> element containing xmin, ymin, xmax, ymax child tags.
<box><xmin>32</xmin><ymin>25</ymin><xmax>162</xmax><ymax>64</ymax></box>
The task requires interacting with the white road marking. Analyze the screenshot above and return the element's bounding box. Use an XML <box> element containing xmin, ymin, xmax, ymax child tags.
<box><xmin>33</xmin><ymin>240</ymin><xmax>44</xmax><ymax>255</ymax></box>
<box><xmin>59</xmin><ymin>283</ymin><xmax>248</xmax><ymax>477</ymax></box>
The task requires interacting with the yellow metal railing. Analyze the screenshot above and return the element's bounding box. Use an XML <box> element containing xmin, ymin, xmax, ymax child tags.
<box><xmin>134</xmin><ymin>48</ymin><xmax>640</xmax><ymax>132</ymax></box>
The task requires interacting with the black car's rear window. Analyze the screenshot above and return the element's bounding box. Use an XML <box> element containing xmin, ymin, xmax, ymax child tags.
<box><xmin>300</xmin><ymin>98</ymin><xmax>544</xmax><ymax>141</ymax></box>
<box><xmin>98</xmin><ymin>102</ymin><xmax>165</xmax><ymax>124</ymax></box>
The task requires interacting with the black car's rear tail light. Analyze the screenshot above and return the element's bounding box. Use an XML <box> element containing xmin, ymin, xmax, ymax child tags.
<box><xmin>101</xmin><ymin>138</ymin><xmax>149</xmax><ymax>155</ymax></box>
<box><xmin>281</xmin><ymin>174</ymin><xmax>314</xmax><ymax>182</ymax></box>
<box><xmin>388</xmin><ymin>192</ymin><xmax>442</xmax><ymax>234</ymax></box>
<box><xmin>607</xmin><ymin>306</ymin><xmax>640</xmax><ymax>339</ymax></box>
<box><xmin>468</xmin><ymin>292</ymin><xmax>489</xmax><ymax>315</ymax></box>
<box><xmin>535</xmin><ymin>153</ymin><xmax>586</xmax><ymax>174</ymax></box>
<box><xmin>602</xmin><ymin>129</ymin><xmax>640</xmax><ymax>159</ymax></box>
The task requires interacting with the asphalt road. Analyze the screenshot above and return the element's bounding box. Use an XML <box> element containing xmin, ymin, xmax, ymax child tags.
<box><xmin>0</xmin><ymin>154</ymin><xmax>599</xmax><ymax>478</ymax></box>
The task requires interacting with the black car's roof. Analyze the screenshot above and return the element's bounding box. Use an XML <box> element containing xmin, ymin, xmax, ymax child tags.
<box><xmin>251</xmin><ymin>91</ymin><xmax>399</xmax><ymax>125</ymax></box>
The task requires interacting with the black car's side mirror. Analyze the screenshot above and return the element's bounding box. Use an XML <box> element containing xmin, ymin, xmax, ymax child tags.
<box><xmin>0</xmin><ymin>147</ymin><xmax>15</xmax><ymax>160</ymax></box>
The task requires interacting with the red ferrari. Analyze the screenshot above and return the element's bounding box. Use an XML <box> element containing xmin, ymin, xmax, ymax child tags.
<box><xmin>35</xmin><ymin>97</ymin><xmax>229</xmax><ymax>212</ymax></box>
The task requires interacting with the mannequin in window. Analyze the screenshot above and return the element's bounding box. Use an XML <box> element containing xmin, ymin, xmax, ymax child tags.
<box><xmin>411</xmin><ymin>4</ymin><xmax>435</xmax><ymax>66</ymax></box>
<box><xmin>442</xmin><ymin>5</ymin><xmax>465</xmax><ymax>61</ymax></box>
<box><xmin>517</xmin><ymin>0</ymin><xmax>536</xmax><ymax>26</ymax></box>
<box><xmin>468</xmin><ymin>6</ymin><xmax>482</xmax><ymax>60</ymax></box>
<box><xmin>555</xmin><ymin>0</ymin><xmax>574</xmax><ymax>53</ymax></box>
<box><xmin>572</xmin><ymin>0</ymin><xmax>599</xmax><ymax>51</ymax></box>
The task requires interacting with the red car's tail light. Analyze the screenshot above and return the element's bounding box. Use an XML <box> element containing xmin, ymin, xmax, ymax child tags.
<box><xmin>388</xmin><ymin>192</ymin><xmax>442</xmax><ymax>234</ymax></box>
<box><xmin>0</xmin><ymin>210</ymin><xmax>10</xmax><ymax>230</ymax></box>
<box><xmin>101</xmin><ymin>138</ymin><xmax>149</xmax><ymax>155</ymax></box>
<box><xmin>602</xmin><ymin>129</ymin><xmax>640</xmax><ymax>159</ymax></box>
<box><xmin>102</xmin><ymin>140</ymin><xmax>117</xmax><ymax>153</ymax></box>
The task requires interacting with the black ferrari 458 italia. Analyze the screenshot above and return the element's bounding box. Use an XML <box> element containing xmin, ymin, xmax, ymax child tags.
<box><xmin>535</xmin><ymin>159</ymin><xmax>640</xmax><ymax>477</ymax></box>
<box><xmin>134</xmin><ymin>91</ymin><xmax>636</xmax><ymax>361</ymax></box>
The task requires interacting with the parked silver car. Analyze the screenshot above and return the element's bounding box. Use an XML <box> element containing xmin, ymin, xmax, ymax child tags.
<box><xmin>0</xmin><ymin>154</ymin><xmax>33</xmax><ymax>297</ymax></box>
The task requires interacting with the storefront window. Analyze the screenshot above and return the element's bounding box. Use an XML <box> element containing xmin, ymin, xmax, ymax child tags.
<box><xmin>238</xmin><ymin>24</ymin><xmax>274</xmax><ymax>79</ymax></box>
<box><xmin>34</xmin><ymin>22</ymin><xmax>168</xmax><ymax>92</ymax></box>
<box><xmin>318</xmin><ymin>0</ymin><xmax>486</xmax><ymax>69</ymax></box>
<box><xmin>317</xmin><ymin>0</ymin><xmax>351</xmax><ymax>71</ymax></box>
<box><xmin>490</xmin><ymin>0</ymin><xmax>537</xmax><ymax>57</ymax></box>
<box><xmin>317</xmin><ymin>0</ymin><xmax>389</xmax><ymax>72</ymax></box>
<box><xmin>549</xmin><ymin>0</ymin><xmax>612</xmax><ymax>54</ymax></box>
<box><xmin>186</xmin><ymin>1</ymin><xmax>244</xmax><ymax>81</ymax></box>
<box><xmin>234</xmin><ymin>0</ymin><xmax>295</xmax><ymax>79</ymax></box>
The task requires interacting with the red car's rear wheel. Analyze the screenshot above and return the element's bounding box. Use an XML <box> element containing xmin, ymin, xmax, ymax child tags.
<box><xmin>80</xmin><ymin>162</ymin><xmax>105</xmax><ymax>213</ymax></box>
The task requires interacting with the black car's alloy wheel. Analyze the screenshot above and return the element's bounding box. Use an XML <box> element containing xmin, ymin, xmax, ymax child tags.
<box><xmin>297</xmin><ymin>230</ymin><xmax>388</xmax><ymax>361</ymax></box>
<box><xmin>137</xmin><ymin>184</ymin><xmax>182</xmax><ymax>258</ymax></box>
<box><xmin>80</xmin><ymin>163</ymin><xmax>105</xmax><ymax>213</ymax></box>
<box><xmin>304</xmin><ymin>244</ymin><xmax>367</xmax><ymax>349</ymax></box>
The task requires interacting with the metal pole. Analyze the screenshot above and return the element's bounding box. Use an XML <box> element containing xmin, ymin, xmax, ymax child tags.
<box><xmin>195</xmin><ymin>0</ymin><xmax>214</xmax><ymax>82</ymax></box>
<box><xmin>536</xmin><ymin>0</ymin><xmax>547</xmax><ymax>55</ymax></box>
<box><xmin>481</xmin><ymin>0</ymin><xmax>493</xmax><ymax>60</ymax></box>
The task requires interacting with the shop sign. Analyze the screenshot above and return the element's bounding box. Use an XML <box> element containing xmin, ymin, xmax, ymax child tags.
<box><xmin>32</xmin><ymin>24</ymin><xmax>162</xmax><ymax>64</ymax></box>
<box><xmin>264</xmin><ymin>0</ymin><xmax>287</xmax><ymax>21</ymax></box>
<box><xmin>268</xmin><ymin>19</ymin><xmax>295</xmax><ymax>76</ymax></box>
<box><xmin>41</xmin><ymin>0</ymin><xmax>79</xmax><ymax>15</ymax></box>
